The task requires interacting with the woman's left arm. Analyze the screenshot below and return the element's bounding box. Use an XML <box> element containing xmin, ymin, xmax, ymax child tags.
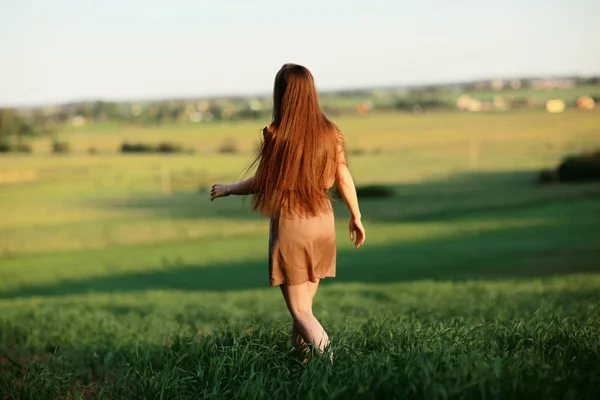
<box><xmin>211</xmin><ymin>177</ymin><xmax>255</xmax><ymax>201</ymax></box>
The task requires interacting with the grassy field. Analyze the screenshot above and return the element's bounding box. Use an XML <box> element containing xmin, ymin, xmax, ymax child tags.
<box><xmin>1</xmin><ymin>110</ymin><xmax>600</xmax><ymax>399</ymax></box>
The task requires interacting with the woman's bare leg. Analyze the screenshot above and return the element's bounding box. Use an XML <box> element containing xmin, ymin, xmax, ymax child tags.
<box><xmin>291</xmin><ymin>280</ymin><xmax>320</xmax><ymax>349</ymax></box>
<box><xmin>281</xmin><ymin>281</ymin><xmax>330</xmax><ymax>353</ymax></box>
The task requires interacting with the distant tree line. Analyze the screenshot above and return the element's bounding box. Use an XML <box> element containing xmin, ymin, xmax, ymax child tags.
<box><xmin>1</xmin><ymin>76</ymin><xmax>599</xmax><ymax>155</ymax></box>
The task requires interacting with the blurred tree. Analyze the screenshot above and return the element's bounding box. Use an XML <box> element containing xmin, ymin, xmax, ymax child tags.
<box><xmin>209</xmin><ymin>104</ymin><xmax>224</xmax><ymax>121</ymax></box>
<box><xmin>156</xmin><ymin>104</ymin><xmax>168</xmax><ymax>125</ymax></box>
<box><xmin>170</xmin><ymin>105</ymin><xmax>183</xmax><ymax>121</ymax></box>
<box><xmin>92</xmin><ymin>101</ymin><xmax>121</xmax><ymax>122</ymax></box>
<box><xmin>0</xmin><ymin>109</ymin><xmax>36</xmax><ymax>144</ymax></box>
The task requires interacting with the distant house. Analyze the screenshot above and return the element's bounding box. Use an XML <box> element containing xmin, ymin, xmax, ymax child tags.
<box><xmin>577</xmin><ymin>96</ymin><xmax>595</xmax><ymax>110</ymax></box>
<box><xmin>533</xmin><ymin>79</ymin><xmax>576</xmax><ymax>90</ymax></box>
<box><xmin>357</xmin><ymin>101</ymin><xmax>373</xmax><ymax>114</ymax></box>
<box><xmin>71</xmin><ymin>115</ymin><xmax>86</xmax><ymax>127</ymax></box>
<box><xmin>197</xmin><ymin>101</ymin><xmax>210</xmax><ymax>112</ymax></box>
<box><xmin>510</xmin><ymin>80</ymin><xmax>522</xmax><ymax>90</ymax></box>
<box><xmin>456</xmin><ymin>95</ymin><xmax>482</xmax><ymax>112</ymax></box>
<box><xmin>545</xmin><ymin>99</ymin><xmax>565</xmax><ymax>113</ymax></box>
<box><xmin>490</xmin><ymin>80</ymin><xmax>504</xmax><ymax>90</ymax></box>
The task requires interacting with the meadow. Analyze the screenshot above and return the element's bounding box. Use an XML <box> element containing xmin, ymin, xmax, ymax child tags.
<box><xmin>1</xmin><ymin>109</ymin><xmax>600</xmax><ymax>399</ymax></box>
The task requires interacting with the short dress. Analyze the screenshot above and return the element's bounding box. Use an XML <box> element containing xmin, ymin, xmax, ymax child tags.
<box><xmin>268</xmin><ymin>201</ymin><xmax>336</xmax><ymax>286</ymax></box>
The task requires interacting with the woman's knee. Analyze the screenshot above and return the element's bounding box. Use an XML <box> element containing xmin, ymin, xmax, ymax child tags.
<box><xmin>291</xmin><ymin>306</ymin><xmax>313</xmax><ymax>322</ymax></box>
<box><xmin>281</xmin><ymin>283</ymin><xmax>313</xmax><ymax>317</ymax></box>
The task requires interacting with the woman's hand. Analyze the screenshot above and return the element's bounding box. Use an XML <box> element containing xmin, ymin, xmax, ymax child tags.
<box><xmin>210</xmin><ymin>184</ymin><xmax>230</xmax><ymax>201</ymax></box>
<box><xmin>349</xmin><ymin>217</ymin><xmax>366</xmax><ymax>248</ymax></box>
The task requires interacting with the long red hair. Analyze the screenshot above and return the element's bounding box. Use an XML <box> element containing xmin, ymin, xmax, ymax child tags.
<box><xmin>248</xmin><ymin>63</ymin><xmax>346</xmax><ymax>218</ymax></box>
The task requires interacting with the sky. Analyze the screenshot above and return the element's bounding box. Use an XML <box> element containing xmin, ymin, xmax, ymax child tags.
<box><xmin>0</xmin><ymin>0</ymin><xmax>599</xmax><ymax>106</ymax></box>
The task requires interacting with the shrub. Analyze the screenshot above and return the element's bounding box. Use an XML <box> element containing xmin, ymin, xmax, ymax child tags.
<box><xmin>557</xmin><ymin>151</ymin><xmax>600</xmax><ymax>183</ymax></box>
<box><xmin>120</xmin><ymin>141</ymin><xmax>188</xmax><ymax>154</ymax></box>
<box><xmin>419</xmin><ymin>99</ymin><xmax>451</xmax><ymax>110</ymax></box>
<box><xmin>51</xmin><ymin>141</ymin><xmax>70</xmax><ymax>154</ymax></box>
<box><xmin>395</xmin><ymin>99</ymin><xmax>414</xmax><ymax>111</ymax></box>
<box><xmin>218</xmin><ymin>139</ymin><xmax>238</xmax><ymax>154</ymax></box>
<box><xmin>356</xmin><ymin>185</ymin><xmax>394</xmax><ymax>199</ymax></box>
<box><xmin>88</xmin><ymin>146</ymin><xmax>98</xmax><ymax>155</ymax></box>
<box><xmin>0</xmin><ymin>143</ymin><xmax>33</xmax><ymax>153</ymax></box>
<box><xmin>510</xmin><ymin>97</ymin><xmax>530</xmax><ymax>109</ymax></box>
<box><xmin>156</xmin><ymin>142</ymin><xmax>184</xmax><ymax>154</ymax></box>
<box><xmin>120</xmin><ymin>142</ymin><xmax>156</xmax><ymax>153</ymax></box>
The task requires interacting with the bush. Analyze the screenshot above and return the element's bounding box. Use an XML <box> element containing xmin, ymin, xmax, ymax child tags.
<box><xmin>218</xmin><ymin>139</ymin><xmax>238</xmax><ymax>154</ymax></box>
<box><xmin>156</xmin><ymin>142</ymin><xmax>184</xmax><ymax>154</ymax></box>
<box><xmin>510</xmin><ymin>97</ymin><xmax>530</xmax><ymax>109</ymax></box>
<box><xmin>395</xmin><ymin>99</ymin><xmax>414</xmax><ymax>111</ymax></box>
<box><xmin>557</xmin><ymin>151</ymin><xmax>600</xmax><ymax>183</ymax></box>
<box><xmin>88</xmin><ymin>146</ymin><xmax>98</xmax><ymax>155</ymax></box>
<box><xmin>121</xmin><ymin>142</ymin><xmax>157</xmax><ymax>153</ymax></box>
<box><xmin>51</xmin><ymin>141</ymin><xmax>70</xmax><ymax>154</ymax></box>
<box><xmin>538</xmin><ymin>169</ymin><xmax>558</xmax><ymax>184</ymax></box>
<box><xmin>120</xmin><ymin>141</ymin><xmax>188</xmax><ymax>154</ymax></box>
<box><xmin>419</xmin><ymin>99</ymin><xmax>451</xmax><ymax>110</ymax></box>
<box><xmin>356</xmin><ymin>185</ymin><xmax>394</xmax><ymax>199</ymax></box>
<box><xmin>0</xmin><ymin>142</ymin><xmax>32</xmax><ymax>153</ymax></box>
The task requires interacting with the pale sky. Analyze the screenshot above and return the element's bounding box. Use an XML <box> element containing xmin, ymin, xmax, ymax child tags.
<box><xmin>0</xmin><ymin>0</ymin><xmax>598</xmax><ymax>106</ymax></box>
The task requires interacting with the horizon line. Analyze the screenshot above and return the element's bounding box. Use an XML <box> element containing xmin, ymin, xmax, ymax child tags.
<box><xmin>3</xmin><ymin>71</ymin><xmax>598</xmax><ymax>110</ymax></box>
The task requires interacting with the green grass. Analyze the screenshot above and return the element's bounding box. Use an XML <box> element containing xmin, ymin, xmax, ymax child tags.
<box><xmin>1</xmin><ymin>110</ymin><xmax>600</xmax><ymax>399</ymax></box>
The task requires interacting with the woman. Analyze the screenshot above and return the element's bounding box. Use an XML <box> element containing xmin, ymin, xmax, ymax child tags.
<box><xmin>210</xmin><ymin>63</ymin><xmax>365</xmax><ymax>361</ymax></box>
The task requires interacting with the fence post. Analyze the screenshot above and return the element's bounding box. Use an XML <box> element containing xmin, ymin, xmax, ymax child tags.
<box><xmin>162</xmin><ymin>164</ymin><xmax>171</xmax><ymax>194</ymax></box>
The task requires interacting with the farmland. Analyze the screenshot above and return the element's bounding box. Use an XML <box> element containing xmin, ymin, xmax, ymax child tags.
<box><xmin>1</xmin><ymin>109</ymin><xmax>600</xmax><ymax>399</ymax></box>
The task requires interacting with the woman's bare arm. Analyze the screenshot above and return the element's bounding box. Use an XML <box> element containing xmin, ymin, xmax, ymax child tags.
<box><xmin>334</xmin><ymin>131</ymin><xmax>365</xmax><ymax>247</ymax></box>
<box><xmin>226</xmin><ymin>177</ymin><xmax>256</xmax><ymax>195</ymax></box>
<box><xmin>336</xmin><ymin>164</ymin><xmax>361</xmax><ymax>220</ymax></box>
<box><xmin>210</xmin><ymin>177</ymin><xmax>255</xmax><ymax>201</ymax></box>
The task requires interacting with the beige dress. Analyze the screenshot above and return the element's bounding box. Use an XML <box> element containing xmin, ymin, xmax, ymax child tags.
<box><xmin>268</xmin><ymin>201</ymin><xmax>336</xmax><ymax>286</ymax></box>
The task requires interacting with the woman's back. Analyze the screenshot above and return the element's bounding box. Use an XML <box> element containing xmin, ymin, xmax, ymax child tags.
<box><xmin>248</xmin><ymin>64</ymin><xmax>346</xmax><ymax>219</ymax></box>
